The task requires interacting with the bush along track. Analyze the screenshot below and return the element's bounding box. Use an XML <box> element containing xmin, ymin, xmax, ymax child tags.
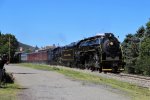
<box><xmin>19</xmin><ymin>63</ymin><xmax>150</xmax><ymax>100</ymax></box>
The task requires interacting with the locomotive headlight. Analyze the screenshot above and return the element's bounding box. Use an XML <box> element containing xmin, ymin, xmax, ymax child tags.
<box><xmin>110</xmin><ymin>42</ymin><xmax>114</xmax><ymax>46</ymax></box>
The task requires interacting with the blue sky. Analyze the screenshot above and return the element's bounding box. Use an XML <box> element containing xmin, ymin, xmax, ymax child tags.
<box><xmin>0</xmin><ymin>0</ymin><xmax>150</xmax><ymax>47</ymax></box>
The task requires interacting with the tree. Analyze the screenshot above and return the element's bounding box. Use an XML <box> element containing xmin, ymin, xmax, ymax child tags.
<box><xmin>146</xmin><ymin>20</ymin><xmax>150</xmax><ymax>37</ymax></box>
<box><xmin>0</xmin><ymin>33</ymin><xmax>19</xmax><ymax>62</ymax></box>
<box><xmin>135</xmin><ymin>26</ymin><xmax>145</xmax><ymax>38</ymax></box>
<box><xmin>135</xmin><ymin>21</ymin><xmax>150</xmax><ymax>76</ymax></box>
<box><xmin>122</xmin><ymin>19</ymin><xmax>150</xmax><ymax>76</ymax></box>
<box><xmin>138</xmin><ymin>36</ymin><xmax>150</xmax><ymax>75</ymax></box>
<box><xmin>122</xmin><ymin>34</ymin><xmax>139</xmax><ymax>73</ymax></box>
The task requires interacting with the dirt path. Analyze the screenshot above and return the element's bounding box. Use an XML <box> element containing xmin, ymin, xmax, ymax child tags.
<box><xmin>5</xmin><ymin>64</ymin><xmax>130</xmax><ymax>100</ymax></box>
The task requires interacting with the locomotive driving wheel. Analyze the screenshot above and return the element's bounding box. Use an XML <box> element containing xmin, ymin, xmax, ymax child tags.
<box><xmin>94</xmin><ymin>53</ymin><xmax>102</xmax><ymax>72</ymax></box>
<box><xmin>89</xmin><ymin>53</ymin><xmax>101</xmax><ymax>72</ymax></box>
<box><xmin>93</xmin><ymin>53</ymin><xmax>99</xmax><ymax>68</ymax></box>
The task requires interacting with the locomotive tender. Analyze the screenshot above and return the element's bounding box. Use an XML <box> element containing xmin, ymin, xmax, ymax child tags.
<box><xmin>20</xmin><ymin>33</ymin><xmax>125</xmax><ymax>73</ymax></box>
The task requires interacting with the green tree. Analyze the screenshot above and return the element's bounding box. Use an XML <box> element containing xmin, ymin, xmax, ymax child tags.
<box><xmin>146</xmin><ymin>20</ymin><xmax>150</xmax><ymax>37</ymax></box>
<box><xmin>0</xmin><ymin>33</ymin><xmax>19</xmax><ymax>62</ymax></box>
<box><xmin>122</xmin><ymin>19</ymin><xmax>150</xmax><ymax>76</ymax></box>
<box><xmin>135</xmin><ymin>20</ymin><xmax>150</xmax><ymax>76</ymax></box>
<box><xmin>137</xmin><ymin>37</ymin><xmax>150</xmax><ymax>75</ymax></box>
<box><xmin>122</xmin><ymin>33</ymin><xmax>140</xmax><ymax>73</ymax></box>
<box><xmin>135</xmin><ymin>26</ymin><xmax>145</xmax><ymax>38</ymax></box>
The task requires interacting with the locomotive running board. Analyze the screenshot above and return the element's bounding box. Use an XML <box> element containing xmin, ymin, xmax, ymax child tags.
<box><xmin>102</xmin><ymin>69</ymin><xmax>112</xmax><ymax>71</ymax></box>
<box><xmin>119</xmin><ymin>69</ymin><xmax>124</xmax><ymax>71</ymax></box>
<box><xmin>102</xmin><ymin>69</ymin><xmax>124</xmax><ymax>71</ymax></box>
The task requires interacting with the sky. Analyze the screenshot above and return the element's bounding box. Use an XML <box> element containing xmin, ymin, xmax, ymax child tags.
<box><xmin>0</xmin><ymin>0</ymin><xmax>150</xmax><ymax>47</ymax></box>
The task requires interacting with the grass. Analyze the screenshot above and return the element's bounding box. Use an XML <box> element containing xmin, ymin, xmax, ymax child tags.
<box><xmin>19</xmin><ymin>63</ymin><xmax>150</xmax><ymax>100</ymax></box>
<box><xmin>0</xmin><ymin>83</ymin><xmax>20</xmax><ymax>100</ymax></box>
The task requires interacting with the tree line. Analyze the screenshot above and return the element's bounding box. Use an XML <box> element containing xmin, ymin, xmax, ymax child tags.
<box><xmin>0</xmin><ymin>32</ymin><xmax>19</xmax><ymax>62</ymax></box>
<box><xmin>122</xmin><ymin>20</ymin><xmax>150</xmax><ymax>76</ymax></box>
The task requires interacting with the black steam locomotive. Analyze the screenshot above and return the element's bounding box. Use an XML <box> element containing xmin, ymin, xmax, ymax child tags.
<box><xmin>60</xmin><ymin>33</ymin><xmax>125</xmax><ymax>73</ymax></box>
<box><xmin>20</xmin><ymin>33</ymin><xmax>125</xmax><ymax>73</ymax></box>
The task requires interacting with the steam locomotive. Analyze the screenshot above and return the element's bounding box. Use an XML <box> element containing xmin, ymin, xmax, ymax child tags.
<box><xmin>20</xmin><ymin>33</ymin><xmax>125</xmax><ymax>73</ymax></box>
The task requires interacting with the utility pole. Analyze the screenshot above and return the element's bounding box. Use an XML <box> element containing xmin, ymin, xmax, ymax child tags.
<box><xmin>9</xmin><ymin>36</ymin><xmax>11</xmax><ymax>63</ymax></box>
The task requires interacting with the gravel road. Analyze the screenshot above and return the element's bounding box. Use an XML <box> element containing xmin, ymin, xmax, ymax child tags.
<box><xmin>5</xmin><ymin>64</ymin><xmax>130</xmax><ymax>100</ymax></box>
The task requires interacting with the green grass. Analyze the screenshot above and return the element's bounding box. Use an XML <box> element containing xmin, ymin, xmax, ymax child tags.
<box><xmin>19</xmin><ymin>63</ymin><xmax>150</xmax><ymax>100</ymax></box>
<box><xmin>0</xmin><ymin>83</ymin><xmax>20</xmax><ymax>100</ymax></box>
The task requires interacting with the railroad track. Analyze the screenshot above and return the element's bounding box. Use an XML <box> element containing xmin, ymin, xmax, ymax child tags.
<box><xmin>119</xmin><ymin>73</ymin><xmax>150</xmax><ymax>81</ymax></box>
<box><xmin>104</xmin><ymin>73</ymin><xmax>150</xmax><ymax>88</ymax></box>
<box><xmin>107</xmin><ymin>73</ymin><xmax>150</xmax><ymax>81</ymax></box>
